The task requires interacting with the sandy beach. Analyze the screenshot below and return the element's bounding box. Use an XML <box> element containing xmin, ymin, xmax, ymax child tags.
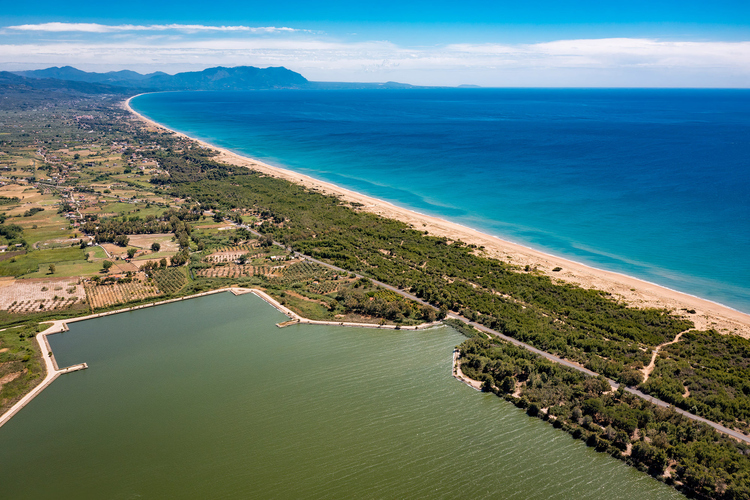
<box><xmin>124</xmin><ymin>96</ymin><xmax>750</xmax><ymax>338</ymax></box>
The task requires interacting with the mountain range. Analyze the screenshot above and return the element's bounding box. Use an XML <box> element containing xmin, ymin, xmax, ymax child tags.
<box><xmin>4</xmin><ymin>66</ymin><xmax>427</xmax><ymax>95</ymax></box>
<box><xmin>11</xmin><ymin>65</ymin><xmax>310</xmax><ymax>92</ymax></box>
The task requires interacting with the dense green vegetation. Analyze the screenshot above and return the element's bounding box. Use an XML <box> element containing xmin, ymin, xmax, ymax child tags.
<box><xmin>0</xmin><ymin>323</ymin><xmax>45</xmax><ymax>414</ymax></box>
<box><xmin>155</xmin><ymin>154</ymin><xmax>688</xmax><ymax>370</ymax></box>
<box><xmin>137</xmin><ymin>140</ymin><xmax>750</xmax><ymax>442</ymax></box>
<box><xmin>643</xmin><ymin>330</ymin><xmax>750</xmax><ymax>433</ymax></box>
<box><xmin>458</xmin><ymin>334</ymin><xmax>750</xmax><ymax>499</ymax></box>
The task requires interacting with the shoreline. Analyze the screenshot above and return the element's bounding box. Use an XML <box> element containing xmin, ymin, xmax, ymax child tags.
<box><xmin>124</xmin><ymin>95</ymin><xmax>750</xmax><ymax>337</ymax></box>
<box><xmin>452</xmin><ymin>348</ymin><xmax>482</xmax><ymax>391</ymax></box>
<box><xmin>0</xmin><ymin>287</ymin><xmax>443</xmax><ymax>428</ymax></box>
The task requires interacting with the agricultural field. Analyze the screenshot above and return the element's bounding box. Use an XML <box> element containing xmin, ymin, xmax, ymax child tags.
<box><xmin>99</xmin><ymin>243</ymin><xmax>128</xmax><ymax>259</ymax></box>
<box><xmin>0</xmin><ymin>186</ymin><xmax>75</xmax><ymax>248</ymax></box>
<box><xmin>204</xmin><ymin>243</ymin><xmax>260</xmax><ymax>263</ymax></box>
<box><xmin>150</xmin><ymin>267</ymin><xmax>187</xmax><ymax>295</ymax></box>
<box><xmin>0</xmin><ymin>247</ymin><xmax>92</xmax><ymax>277</ymax></box>
<box><xmin>128</xmin><ymin>233</ymin><xmax>178</xmax><ymax>253</ymax></box>
<box><xmin>270</xmin><ymin>261</ymin><xmax>335</xmax><ymax>286</ymax></box>
<box><xmin>86</xmin><ymin>246</ymin><xmax>108</xmax><ymax>260</ymax></box>
<box><xmin>110</xmin><ymin>260</ymin><xmax>139</xmax><ymax>274</ymax></box>
<box><xmin>0</xmin><ymin>185</ymin><xmax>45</xmax><ymax>215</ymax></box>
<box><xmin>195</xmin><ymin>264</ymin><xmax>279</xmax><ymax>279</ymax></box>
<box><xmin>84</xmin><ymin>273</ymin><xmax>160</xmax><ymax>309</ymax></box>
<box><xmin>0</xmin><ymin>277</ymin><xmax>86</xmax><ymax>314</ymax></box>
<box><xmin>308</xmin><ymin>280</ymin><xmax>345</xmax><ymax>295</ymax></box>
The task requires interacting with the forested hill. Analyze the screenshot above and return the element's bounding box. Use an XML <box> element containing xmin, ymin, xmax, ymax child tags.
<box><xmin>11</xmin><ymin>66</ymin><xmax>427</xmax><ymax>91</ymax></box>
<box><xmin>13</xmin><ymin>65</ymin><xmax>309</xmax><ymax>91</ymax></box>
<box><xmin>0</xmin><ymin>71</ymin><xmax>130</xmax><ymax>95</ymax></box>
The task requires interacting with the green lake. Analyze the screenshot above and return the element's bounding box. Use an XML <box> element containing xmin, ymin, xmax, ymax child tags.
<box><xmin>0</xmin><ymin>292</ymin><xmax>683</xmax><ymax>498</ymax></box>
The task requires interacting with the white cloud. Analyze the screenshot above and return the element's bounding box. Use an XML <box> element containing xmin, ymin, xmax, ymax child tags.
<box><xmin>6</xmin><ymin>22</ymin><xmax>303</xmax><ymax>33</ymax></box>
<box><xmin>0</xmin><ymin>32</ymin><xmax>749</xmax><ymax>86</ymax></box>
<box><xmin>444</xmin><ymin>39</ymin><xmax>750</xmax><ymax>69</ymax></box>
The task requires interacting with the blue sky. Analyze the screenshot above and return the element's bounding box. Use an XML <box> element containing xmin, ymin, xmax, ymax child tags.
<box><xmin>1</xmin><ymin>1</ymin><xmax>749</xmax><ymax>86</ymax></box>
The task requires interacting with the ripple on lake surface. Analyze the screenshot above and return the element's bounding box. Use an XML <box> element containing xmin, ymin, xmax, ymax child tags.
<box><xmin>0</xmin><ymin>293</ymin><xmax>682</xmax><ymax>498</ymax></box>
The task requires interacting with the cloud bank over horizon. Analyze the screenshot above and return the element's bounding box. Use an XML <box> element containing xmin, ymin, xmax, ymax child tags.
<box><xmin>1</xmin><ymin>22</ymin><xmax>749</xmax><ymax>87</ymax></box>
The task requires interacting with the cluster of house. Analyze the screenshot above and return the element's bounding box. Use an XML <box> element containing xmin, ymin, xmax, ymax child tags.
<box><xmin>0</xmin><ymin>243</ymin><xmax>24</xmax><ymax>252</ymax></box>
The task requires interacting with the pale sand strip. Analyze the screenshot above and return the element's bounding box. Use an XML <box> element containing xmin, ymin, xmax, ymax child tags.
<box><xmin>0</xmin><ymin>287</ymin><xmax>441</xmax><ymax>428</ymax></box>
<box><xmin>452</xmin><ymin>348</ymin><xmax>482</xmax><ymax>391</ymax></box>
<box><xmin>124</xmin><ymin>95</ymin><xmax>750</xmax><ymax>337</ymax></box>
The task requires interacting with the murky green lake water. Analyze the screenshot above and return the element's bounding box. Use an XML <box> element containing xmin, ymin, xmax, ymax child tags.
<box><xmin>0</xmin><ymin>292</ymin><xmax>682</xmax><ymax>498</ymax></box>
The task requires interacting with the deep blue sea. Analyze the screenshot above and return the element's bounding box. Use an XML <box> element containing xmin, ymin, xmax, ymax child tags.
<box><xmin>132</xmin><ymin>89</ymin><xmax>750</xmax><ymax>313</ymax></box>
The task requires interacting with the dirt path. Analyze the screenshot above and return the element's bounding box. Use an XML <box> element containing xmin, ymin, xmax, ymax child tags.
<box><xmin>642</xmin><ymin>330</ymin><xmax>687</xmax><ymax>383</ymax></box>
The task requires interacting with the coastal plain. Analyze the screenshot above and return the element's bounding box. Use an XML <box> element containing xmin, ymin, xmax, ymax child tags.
<box><xmin>1</xmin><ymin>85</ymin><xmax>749</xmax><ymax>499</ymax></box>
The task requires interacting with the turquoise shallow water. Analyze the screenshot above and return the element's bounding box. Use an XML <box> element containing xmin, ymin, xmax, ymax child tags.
<box><xmin>132</xmin><ymin>89</ymin><xmax>750</xmax><ymax>313</ymax></box>
<box><xmin>0</xmin><ymin>293</ymin><xmax>682</xmax><ymax>498</ymax></box>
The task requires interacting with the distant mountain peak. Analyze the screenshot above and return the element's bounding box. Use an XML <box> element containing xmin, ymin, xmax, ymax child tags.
<box><xmin>13</xmin><ymin>65</ymin><xmax>309</xmax><ymax>91</ymax></box>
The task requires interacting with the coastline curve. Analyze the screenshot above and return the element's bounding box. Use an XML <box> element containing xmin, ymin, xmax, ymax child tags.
<box><xmin>124</xmin><ymin>94</ymin><xmax>750</xmax><ymax>337</ymax></box>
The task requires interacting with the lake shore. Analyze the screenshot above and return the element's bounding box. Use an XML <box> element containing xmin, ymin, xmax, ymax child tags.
<box><xmin>124</xmin><ymin>95</ymin><xmax>750</xmax><ymax>337</ymax></box>
<box><xmin>0</xmin><ymin>286</ymin><xmax>443</xmax><ymax>428</ymax></box>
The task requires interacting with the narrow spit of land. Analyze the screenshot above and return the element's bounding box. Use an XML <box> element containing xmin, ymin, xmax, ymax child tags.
<box><xmin>125</xmin><ymin>96</ymin><xmax>750</xmax><ymax>338</ymax></box>
<box><xmin>124</xmin><ymin>96</ymin><xmax>750</xmax><ymax>445</ymax></box>
<box><xmin>268</xmin><ymin>241</ymin><xmax>750</xmax><ymax>446</ymax></box>
<box><xmin>7</xmin><ymin>249</ymin><xmax>745</xmax><ymax>445</ymax></box>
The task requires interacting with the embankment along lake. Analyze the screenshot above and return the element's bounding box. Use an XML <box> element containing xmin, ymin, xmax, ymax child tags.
<box><xmin>132</xmin><ymin>89</ymin><xmax>750</xmax><ymax>313</ymax></box>
<box><xmin>0</xmin><ymin>292</ymin><xmax>682</xmax><ymax>498</ymax></box>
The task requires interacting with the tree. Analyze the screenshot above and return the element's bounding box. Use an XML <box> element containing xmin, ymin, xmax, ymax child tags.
<box><xmin>48</xmin><ymin>263</ymin><xmax>56</xmax><ymax>274</ymax></box>
<box><xmin>170</xmin><ymin>252</ymin><xmax>188</xmax><ymax>266</ymax></box>
<box><xmin>114</xmin><ymin>234</ymin><xmax>129</xmax><ymax>247</ymax></box>
<box><xmin>151</xmin><ymin>242</ymin><xmax>161</xmax><ymax>252</ymax></box>
<box><xmin>421</xmin><ymin>305</ymin><xmax>437</xmax><ymax>322</ymax></box>
<box><xmin>177</xmin><ymin>232</ymin><xmax>190</xmax><ymax>249</ymax></box>
<box><xmin>438</xmin><ymin>306</ymin><xmax>448</xmax><ymax>320</ymax></box>
<box><xmin>259</xmin><ymin>234</ymin><xmax>274</xmax><ymax>247</ymax></box>
<box><xmin>159</xmin><ymin>258</ymin><xmax>167</xmax><ymax>268</ymax></box>
<box><xmin>102</xmin><ymin>260</ymin><xmax>113</xmax><ymax>271</ymax></box>
<box><xmin>127</xmin><ymin>247</ymin><xmax>137</xmax><ymax>259</ymax></box>
<box><xmin>620</xmin><ymin>369</ymin><xmax>644</xmax><ymax>387</ymax></box>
